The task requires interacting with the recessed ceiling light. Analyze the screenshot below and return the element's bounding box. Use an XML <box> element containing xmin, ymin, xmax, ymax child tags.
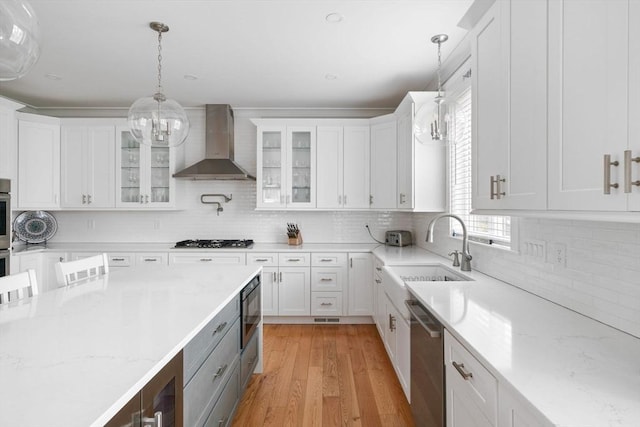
<box><xmin>183</xmin><ymin>74</ymin><xmax>198</xmax><ymax>81</ymax></box>
<box><xmin>325</xmin><ymin>13</ymin><xmax>343</xmax><ymax>23</ymax></box>
<box><xmin>325</xmin><ymin>73</ymin><xmax>338</xmax><ymax>80</ymax></box>
<box><xmin>44</xmin><ymin>73</ymin><xmax>62</xmax><ymax>80</ymax></box>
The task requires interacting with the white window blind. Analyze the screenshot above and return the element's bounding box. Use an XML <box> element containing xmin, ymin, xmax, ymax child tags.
<box><xmin>446</xmin><ymin>68</ymin><xmax>510</xmax><ymax>246</ymax></box>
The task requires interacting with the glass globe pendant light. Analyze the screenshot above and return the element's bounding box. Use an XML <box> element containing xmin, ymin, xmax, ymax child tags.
<box><xmin>128</xmin><ymin>22</ymin><xmax>189</xmax><ymax>147</ymax></box>
<box><xmin>0</xmin><ymin>0</ymin><xmax>41</xmax><ymax>81</ymax></box>
<box><xmin>415</xmin><ymin>33</ymin><xmax>448</xmax><ymax>144</ymax></box>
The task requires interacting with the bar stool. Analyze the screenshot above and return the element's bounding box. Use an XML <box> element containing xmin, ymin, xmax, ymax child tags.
<box><xmin>55</xmin><ymin>253</ymin><xmax>109</xmax><ymax>286</ymax></box>
<box><xmin>0</xmin><ymin>269</ymin><xmax>38</xmax><ymax>304</ymax></box>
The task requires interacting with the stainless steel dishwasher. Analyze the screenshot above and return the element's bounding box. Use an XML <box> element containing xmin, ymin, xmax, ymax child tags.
<box><xmin>405</xmin><ymin>299</ymin><xmax>444</xmax><ymax>427</ymax></box>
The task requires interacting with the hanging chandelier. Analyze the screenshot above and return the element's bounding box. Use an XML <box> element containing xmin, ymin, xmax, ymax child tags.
<box><xmin>128</xmin><ymin>22</ymin><xmax>189</xmax><ymax>147</ymax></box>
<box><xmin>0</xmin><ymin>0</ymin><xmax>41</xmax><ymax>81</ymax></box>
<box><xmin>415</xmin><ymin>33</ymin><xmax>448</xmax><ymax>144</ymax></box>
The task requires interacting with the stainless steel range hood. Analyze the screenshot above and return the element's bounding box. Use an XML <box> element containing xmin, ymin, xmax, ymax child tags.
<box><xmin>173</xmin><ymin>104</ymin><xmax>255</xmax><ymax>180</ymax></box>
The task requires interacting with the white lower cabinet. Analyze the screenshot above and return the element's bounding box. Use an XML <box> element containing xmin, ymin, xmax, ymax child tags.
<box><xmin>347</xmin><ymin>253</ymin><xmax>373</xmax><ymax>315</ymax></box>
<box><xmin>279</xmin><ymin>266</ymin><xmax>311</xmax><ymax>316</ymax></box>
<box><xmin>445</xmin><ymin>330</ymin><xmax>498</xmax><ymax>427</ymax></box>
<box><xmin>499</xmin><ymin>382</ymin><xmax>553</xmax><ymax>427</ymax></box>
<box><xmin>169</xmin><ymin>252</ymin><xmax>246</xmax><ymax>265</ymax></box>
<box><xmin>383</xmin><ymin>295</ymin><xmax>410</xmax><ymax>400</ymax></box>
<box><xmin>310</xmin><ymin>252</ymin><xmax>347</xmax><ymax>316</ymax></box>
<box><xmin>373</xmin><ymin>259</ymin><xmax>386</xmax><ymax>338</ymax></box>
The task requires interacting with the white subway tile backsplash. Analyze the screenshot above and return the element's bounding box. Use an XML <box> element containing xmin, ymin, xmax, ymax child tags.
<box><xmin>415</xmin><ymin>215</ymin><xmax>640</xmax><ymax>338</ymax></box>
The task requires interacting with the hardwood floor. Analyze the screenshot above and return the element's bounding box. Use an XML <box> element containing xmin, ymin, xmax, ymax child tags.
<box><xmin>232</xmin><ymin>324</ymin><xmax>415</xmax><ymax>427</ymax></box>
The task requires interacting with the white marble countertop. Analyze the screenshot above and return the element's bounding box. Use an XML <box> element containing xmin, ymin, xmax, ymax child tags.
<box><xmin>405</xmin><ymin>275</ymin><xmax>640</xmax><ymax>426</ymax></box>
<box><xmin>10</xmin><ymin>241</ymin><xmax>381</xmax><ymax>254</ymax></box>
<box><xmin>0</xmin><ymin>264</ymin><xmax>261</xmax><ymax>427</ymax></box>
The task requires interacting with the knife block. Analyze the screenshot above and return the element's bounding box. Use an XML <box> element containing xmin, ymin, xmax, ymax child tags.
<box><xmin>288</xmin><ymin>233</ymin><xmax>303</xmax><ymax>246</ymax></box>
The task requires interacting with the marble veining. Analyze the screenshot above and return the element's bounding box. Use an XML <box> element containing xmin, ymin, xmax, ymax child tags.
<box><xmin>0</xmin><ymin>264</ymin><xmax>260</xmax><ymax>427</ymax></box>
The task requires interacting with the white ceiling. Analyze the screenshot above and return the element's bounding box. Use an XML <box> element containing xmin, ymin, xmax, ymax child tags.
<box><xmin>0</xmin><ymin>0</ymin><xmax>473</xmax><ymax>109</ymax></box>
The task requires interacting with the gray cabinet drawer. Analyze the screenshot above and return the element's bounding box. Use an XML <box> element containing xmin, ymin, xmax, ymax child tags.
<box><xmin>240</xmin><ymin>332</ymin><xmax>259</xmax><ymax>390</ymax></box>
<box><xmin>204</xmin><ymin>363</ymin><xmax>240</xmax><ymax>427</ymax></box>
<box><xmin>184</xmin><ymin>295</ymin><xmax>240</xmax><ymax>383</ymax></box>
<box><xmin>184</xmin><ymin>319</ymin><xmax>240</xmax><ymax>427</ymax></box>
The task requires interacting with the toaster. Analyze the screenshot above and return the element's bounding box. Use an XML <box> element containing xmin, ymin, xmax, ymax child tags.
<box><xmin>385</xmin><ymin>230</ymin><xmax>412</xmax><ymax>247</ymax></box>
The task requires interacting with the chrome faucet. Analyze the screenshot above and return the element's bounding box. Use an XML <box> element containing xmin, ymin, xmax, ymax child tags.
<box><xmin>426</xmin><ymin>214</ymin><xmax>472</xmax><ymax>271</ymax></box>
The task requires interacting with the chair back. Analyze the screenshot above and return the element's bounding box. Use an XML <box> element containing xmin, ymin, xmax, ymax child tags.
<box><xmin>55</xmin><ymin>253</ymin><xmax>110</xmax><ymax>286</ymax></box>
<box><xmin>0</xmin><ymin>269</ymin><xmax>39</xmax><ymax>304</ymax></box>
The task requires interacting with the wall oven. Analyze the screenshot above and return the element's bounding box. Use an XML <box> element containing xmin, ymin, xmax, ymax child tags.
<box><xmin>240</xmin><ymin>273</ymin><xmax>261</xmax><ymax>349</ymax></box>
<box><xmin>0</xmin><ymin>178</ymin><xmax>10</xmax><ymax>251</ymax></box>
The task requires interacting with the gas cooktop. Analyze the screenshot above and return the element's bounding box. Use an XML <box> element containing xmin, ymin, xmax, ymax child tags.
<box><xmin>174</xmin><ymin>239</ymin><xmax>254</xmax><ymax>249</ymax></box>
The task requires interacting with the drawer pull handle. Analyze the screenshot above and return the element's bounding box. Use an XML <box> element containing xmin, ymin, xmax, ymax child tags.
<box><xmin>112</xmin><ymin>258</ymin><xmax>125</xmax><ymax>261</ymax></box>
<box><xmin>200</xmin><ymin>258</ymin><xmax>213</xmax><ymax>262</ymax></box>
<box><xmin>320</xmin><ymin>258</ymin><xmax>332</xmax><ymax>262</ymax></box>
<box><xmin>255</xmin><ymin>258</ymin><xmax>269</xmax><ymax>262</ymax></box>
<box><xmin>375</xmin><ymin>279</ymin><xmax>381</xmax><ymax>284</ymax></box>
<box><xmin>320</xmin><ymin>302</ymin><xmax>333</xmax><ymax>306</ymax></box>
<box><xmin>143</xmin><ymin>258</ymin><xmax>158</xmax><ymax>262</ymax></box>
<box><xmin>375</xmin><ymin>266</ymin><xmax>382</xmax><ymax>271</ymax></box>
<box><xmin>247</xmin><ymin>356</ymin><xmax>256</xmax><ymax>365</ymax></box>
<box><xmin>287</xmin><ymin>258</ymin><xmax>301</xmax><ymax>262</ymax></box>
<box><xmin>218</xmin><ymin>416</ymin><xmax>228</xmax><ymax>427</ymax></box>
<box><xmin>452</xmin><ymin>361</ymin><xmax>473</xmax><ymax>380</ymax></box>
<box><xmin>212</xmin><ymin>364</ymin><xmax>228</xmax><ymax>380</ymax></box>
<box><xmin>320</xmin><ymin>278</ymin><xmax>333</xmax><ymax>282</ymax></box>
<box><xmin>604</xmin><ymin>154</ymin><xmax>620</xmax><ymax>194</ymax></box>
<box><xmin>212</xmin><ymin>321</ymin><xmax>227</xmax><ymax>335</ymax></box>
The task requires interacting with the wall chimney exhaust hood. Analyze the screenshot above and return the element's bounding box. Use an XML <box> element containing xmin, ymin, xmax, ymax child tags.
<box><xmin>173</xmin><ymin>104</ymin><xmax>256</xmax><ymax>180</ymax></box>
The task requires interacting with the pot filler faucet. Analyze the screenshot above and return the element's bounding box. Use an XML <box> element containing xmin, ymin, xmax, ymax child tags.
<box><xmin>426</xmin><ymin>214</ymin><xmax>472</xmax><ymax>272</ymax></box>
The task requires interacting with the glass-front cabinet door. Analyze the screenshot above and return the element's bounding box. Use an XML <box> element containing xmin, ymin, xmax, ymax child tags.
<box><xmin>256</xmin><ymin>124</ymin><xmax>316</xmax><ymax>209</ymax></box>
<box><xmin>116</xmin><ymin>127</ymin><xmax>174</xmax><ymax>208</ymax></box>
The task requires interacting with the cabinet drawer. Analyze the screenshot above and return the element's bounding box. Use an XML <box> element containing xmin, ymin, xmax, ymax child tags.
<box><xmin>184</xmin><ymin>295</ymin><xmax>240</xmax><ymax>383</ymax></box>
<box><xmin>311</xmin><ymin>267</ymin><xmax>345</xmax><ymax>292</ymax></box>
<box><xmin>169</xmin><ymin>252</ymin><xmax>246</xmax><ymax>265</ymax></box>
<box><xmin>135</xmin><ymin>253</ymin><xmax>168</xmax><ymax>265</ymax></box>
<box><xmin>278</xmin><ymin>252</ymin><xmax>310</xmax><ymax>266</ymax></box>
<box><xmin>184</xmin><ymin>320</ymin><xmax>240</xmax><ymax>427</ymax></box>
<box><xmin>311</xmin><ymin>291</ymin><xmax>343</xmax><ymax>316</ymax></box>
<box><xmin>445</xmin><ymin>330</ymin><xmax>497</xmax><ymax>426</ymax></box>
<box><xmin>240</xmin><ymin>331</ymin><xmax>260</xmax><ymax>390</ymax></box>
<box><xmin>246</xmin><ymin>253</ymin><xmax>277</xmax><ymax>266</ymax></box>
<box><xmin>204</xmin><ymin>362</ymin><xmax>240</xmax><ymax>427</ymax></box>
<box><xmin>108</xmin><ymin>253</ymin><xmax>134</xmax><ymax>267</ymax></box>
<box><xmin>311</xmin><ymin>253</ymin><xmax>347</xmax><ymax>266</ymax></box>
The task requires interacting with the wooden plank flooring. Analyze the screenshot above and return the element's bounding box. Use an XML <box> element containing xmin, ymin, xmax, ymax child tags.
<box><xmin>232</xmin><ymin>324</ymin><xmax>415</xmax><ymax>427</ymax></box>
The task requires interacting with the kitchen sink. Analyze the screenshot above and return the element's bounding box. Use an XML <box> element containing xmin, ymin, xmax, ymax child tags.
<box><xmin>389</xmin><ymin>264</ymin><xmax>472</xmax><ymax>282</ymax></box>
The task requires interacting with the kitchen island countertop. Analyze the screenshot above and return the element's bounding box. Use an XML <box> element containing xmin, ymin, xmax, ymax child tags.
<box><xmin>0</xmin><ymin>264</ymin><xmax>261</xmax><ymax>427</ymax></box>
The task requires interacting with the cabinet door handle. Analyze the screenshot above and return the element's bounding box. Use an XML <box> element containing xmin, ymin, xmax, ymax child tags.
<box><xmin>212</xmin><ymin>364</ymin><xmax>228</xmax><ymax>380</ymax></box>
<box><xmin>338</xmin><ymin>195</ymin><xmax>342</xmax><ymax>205</ymax></box>
<box><xmin>369</xmin><ymin>194</ymin><xmax>373</xmax><ymax>205</ymax></box>
<box><xmin>320</xmin><ymin>302</ymin><xmax>333</xmax><ymax>306</ymax></box>
<box><xmin>217</xmin><ymin>417</ymin><xmax>228</xmax><ymax>427</ymax></box>
<box><xmin>344</xmin><ymin>195</ymin><xmax>347</xmax><ymax>205</ymax></box>
<box><xmin>140</xmin><ymin>195</ymin><xmax>144</xmax><ymax>204</ymax></box>
<box><xmin>490</xmin><ymin>175</ymin><xmax>506</xmax><ymax>199</ymax></box>
<box><xmin>350</xmin><ymin>258</ymin><xmax>353</xmax><ymax>268</ymax></box>
<box><xmin>604</xmin><ymin>154</ymin><xmax>620</xmax><ymax>194</ymax></box>
<box><xmin>452</xmin><ymin>361</ymin><xmax>473</xmax><ymax>380</ymax></box>
<box><xmin>82</xmin><ymin>194</ymin><xmax>87</xmax><ymax>204</ymax></box>
<box><xmin>399</xmin><ymin>193</ymin><xmax>405</xmax><ymax>204</ymax></box>
<box><xmin>212</xmin><ymin>321</ymin><xmax>227</xmax><ymax>335</ymax></box>
<box><xmin>624</xmin><ymin>150</ymin><xmax>640</xmax><ymax>193</ymax></box>
<box><xmin>145</xmin><ymin>194</ymin><xmax>149</xmax><ymax>203</ymax></box>
<box><xmin>87</xmin><ymin>194</ymin><xmax>92</xmax><ymax>204</ymax></box>
<box><xmin>375</xmin><ymin>266</ymin><xmax>382</xmax><ymax>271</ymax></box>
<box><xmin>389</xmin><ymin>314</ymin><xmax>396</xmax><ymax>331</ymax></box>
<box><xmin>375</xmin><ymin>279</ymin><xmax>381</xmax><ymax>284</ymax></box>
<box><xmin>279</xmin><ymin>272</ymin><xmax>283</xmax><ymax>283</ymax></box>
<box><xmin>273</xmin><ymin>271</ymin><xmax>277</xmax><ymax>282</ymax></box>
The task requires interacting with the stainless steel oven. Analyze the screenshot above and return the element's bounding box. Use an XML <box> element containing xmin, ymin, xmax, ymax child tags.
<box><xmin>240</xmin><ymin>273</ymin><xmax>261</xmax><ymax>349</ymax></box>
<box><xmin>0</xmin><ymin>250</ymin><xmax>9</xmax><ymax>278</ymax></box>
<box><xmin>0</xmin><ymin>178</ymin><xmax>10</xmax><ymax>250</ymax></box>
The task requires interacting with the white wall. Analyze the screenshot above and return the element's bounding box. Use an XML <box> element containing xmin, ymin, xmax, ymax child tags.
<box><xmin>413</xmin><ymin>213</ymin><xmax>640</xmax><ymax>339</ymax></box>
<box><xmin>48</xmin><ymin>107</ymin><xmax>411</xmax><ymax>244</ymax></box>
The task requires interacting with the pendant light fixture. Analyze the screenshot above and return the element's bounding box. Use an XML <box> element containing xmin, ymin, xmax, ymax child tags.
<box><xmin>128</xmin><ymin>22</ymin><xmax>189</xmax><ymax>147</ymax></box>
<box><xmin>415</xmin><ymin>33</ymin><xmax>448</xmax><ymax>144</ymax></box>
<box><xmin>0</xmin><ymin>0</ymin><xmax>41</xmax><ymax>81</ymax></box>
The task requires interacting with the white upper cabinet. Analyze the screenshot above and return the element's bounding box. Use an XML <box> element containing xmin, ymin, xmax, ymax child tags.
<box><xmin>317</xmin><ymin>124</ymin><xmax>370</xmax><ymax>209</ymax></box>
<box><xmin>0</xmin><ymin>98</ymin><xmax>22</xmax><ymax>185</ymax></box>
<box><xmin>548</xmin><ymin>0</ymin><xmax>634</xmax><ymax>211</ymax></box>
<box><xmin>17</xmin><ymin>114</ymin><xmax>61</xmax><ymax>209</ymax></box>
<box><xmin>370</xmin><ymin>115</ymin><xmax>397</xmax><ymax>210</ymax></box>
<box><xmin>61</xmin><ymin>122</ymin><xmax>115</xmax><ymax>209</ymax></box>
<box><xmin>472</xmin><ymin>0</ymin><xmax>547</xmax><ymax>211</ymax></box>
<box><xmin>255</xmin><ymin>121</ymin><xmax>316</xmax><ymax>209</ymax></box>
<box><xmin>115</xmin><ymin>127</ymin><xmax>175</xmax><ymax>208</ymax></box>
<box><xmin>395</xmin><ymin>92</ymin><xmax>446</xmax><ymax>211</ymax></box>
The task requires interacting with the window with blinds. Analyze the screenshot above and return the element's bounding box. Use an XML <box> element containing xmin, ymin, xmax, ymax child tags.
<box><xmin>446</xmin><ymin>68</ymin><xmax>510</xmax><ymax>247</ymax></box>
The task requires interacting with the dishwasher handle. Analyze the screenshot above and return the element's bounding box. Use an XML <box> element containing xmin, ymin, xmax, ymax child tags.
<box><xmin>405</xmin><ymin>300</ymin><xmax>442</xmax><ymax>338</ymax></box>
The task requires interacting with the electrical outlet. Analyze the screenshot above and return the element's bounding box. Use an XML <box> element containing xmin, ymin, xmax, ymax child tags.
<box><xmin>522</xmin><ymin>239</ymin><xmax>546</xmax><ymax>259</ymax></box>
<box><xmin>547</xmin><ymin>243</ymin><xmax>566</xmax><ymax>266</ymax></box>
